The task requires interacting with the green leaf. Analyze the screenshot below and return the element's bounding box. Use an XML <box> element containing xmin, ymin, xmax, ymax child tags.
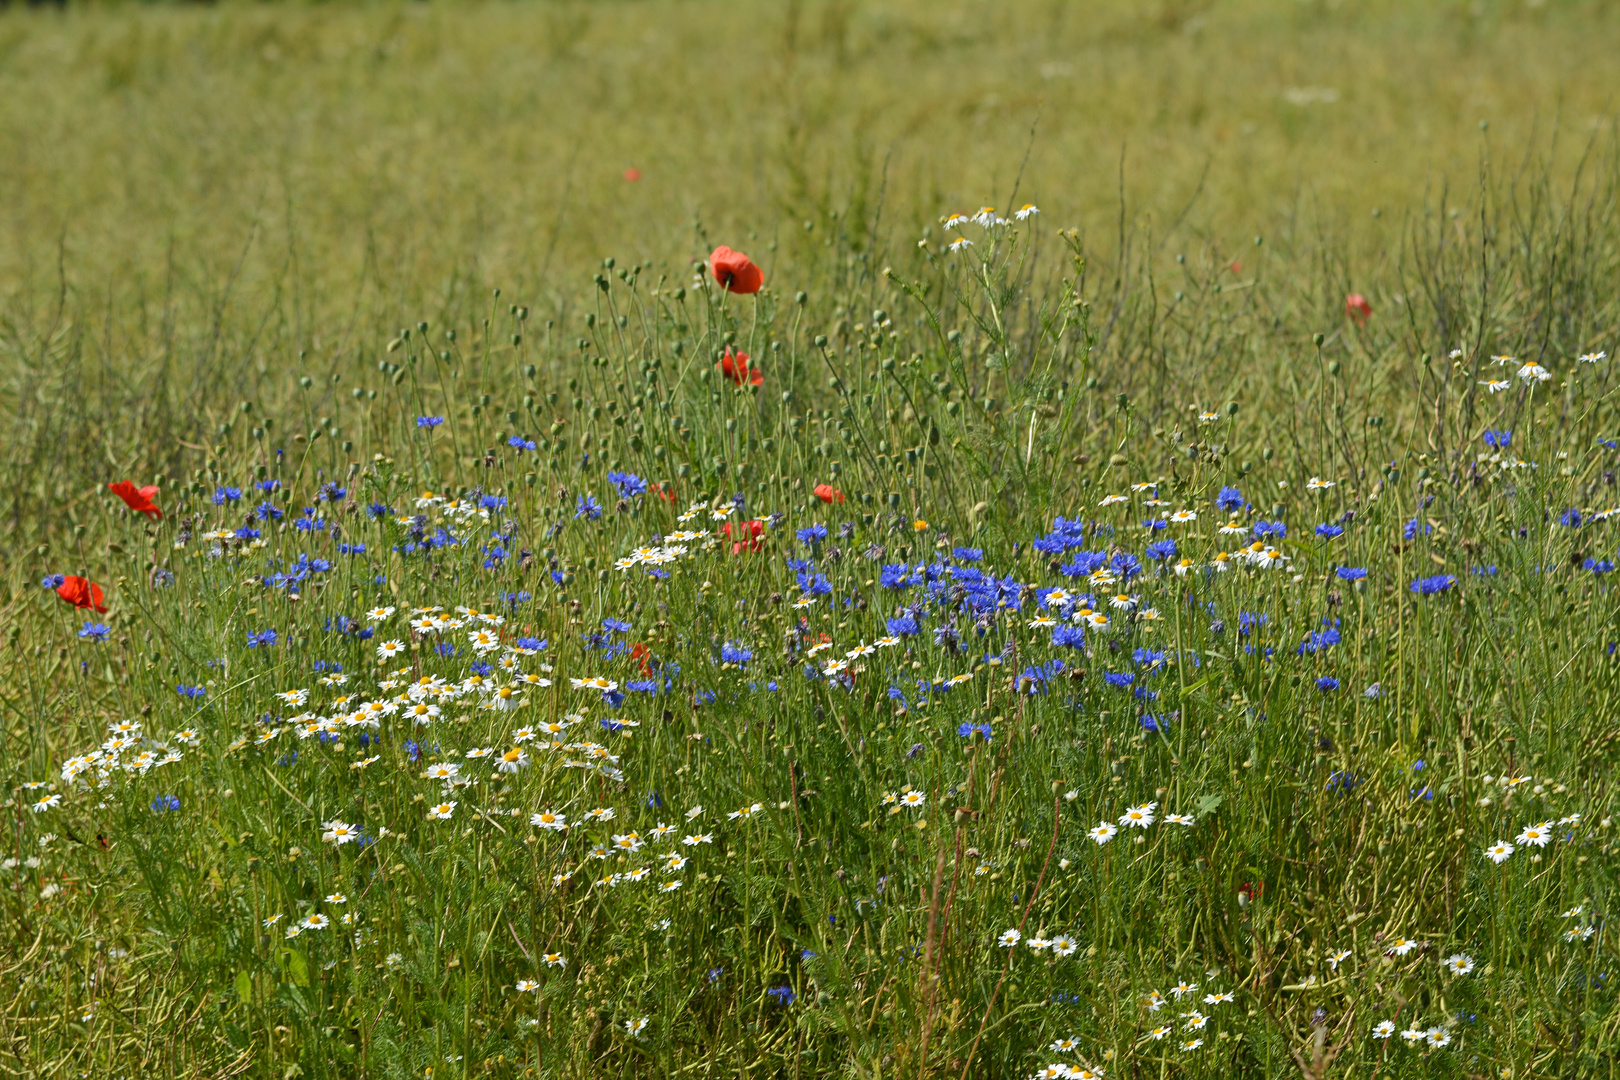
<box><xmin>234</xmin><ymin>969</ymin><xmax>253</xmax><ymax>1004</ymax></box>
<box><xmin>1194</xmin><ymin>794</ymin><xmax>1225</xmax><ymax>818</ymax></box>
<box><xmin>277</xmin><ymin>947</ymin><xmax>309</xmax><ymax>988</ymax></box>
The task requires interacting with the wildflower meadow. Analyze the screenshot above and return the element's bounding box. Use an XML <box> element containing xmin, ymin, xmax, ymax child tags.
<box><xmin>6</xmin><ymin>3</ymin><xmax>1620</xmax><ymax>1079</ymax></box>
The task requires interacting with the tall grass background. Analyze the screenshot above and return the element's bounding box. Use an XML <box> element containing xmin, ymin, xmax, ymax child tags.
<box><xmin>5</xmin><ymin>1</ymin><xmax>1620</xmax><ymax>1077</ymax></box>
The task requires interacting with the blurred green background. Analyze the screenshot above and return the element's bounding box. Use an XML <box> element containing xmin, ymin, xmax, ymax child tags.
<box><xmin>0</xmin><ymin>0</ymin><xmax>1611</xmax><ymax>342</ymax></box>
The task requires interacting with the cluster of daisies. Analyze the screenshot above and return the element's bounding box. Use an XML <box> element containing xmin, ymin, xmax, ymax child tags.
<box><xmin>264</xmin><ymin>891</ymin><xmax>357</xmax><ymax>940</ymax></box>
<box><xmin>938</xmin><ymin>203</ymin><xmax>1042</xmax><ymax>252</ymax></box>
<box><xmin>1481</xmin><ymin>813</ymin><xmax>1584</xmax><ymax>865</ymax></box>
<box><xmin>53</xmin><ymin>719</ymin><xmax>195</xmax><ymax>792</ymax></box>
<box><xmin>1085</xmin><ymin>802</ymin><xmax>1196</xmax><ymax>845</ymax></box>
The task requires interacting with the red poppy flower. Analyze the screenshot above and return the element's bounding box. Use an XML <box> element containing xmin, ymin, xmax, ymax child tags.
<box><xmin>813</xmin><ymin>483</ymin><xmax>844</xmax><ymax>504</ymax></box>
<box><xmin>652</xmin><ymin>482</ymin><xmax>678</xmax><ymax>504</ymax></box>
<box><xmin>1237</xmin><ymin>881</ymin><xmax>1264</xmax><ymax>909</ymax></box>
<box><xmin>57</xmin><ymin>576</ymin><xmax>107</xmax><ymax>613</ymax></box>
<box><xmin>629</xmin><ymin>642</ymin><xmax>654</xmax><ymax>676</ymax></box>
<box><xmin>623</xmin><ymin>167</ymin><xmax>642</xmax><ymax>182</ymax></box>
<box><xmin>1228</xmin><ymin>259</ymin><xmax>1243</xmax><ymax>274</ymax></box>
<box><xmin>722</xmin><ymin>519</ymin><xmax>765</xmax><ymax>554</ymax></box>
<box><xmin>718</xmin><ymin>347</ymin><xmax>763</xmax><ymax>387</ymax></box>
<box><xmin>1345</xmin><ymin>293</ymin><xmax>1372</xmax><ymax>325</ymax></box>
<box><xmin>107</xmin><ymin>480</ymin><xmax>162</xmax><ymax>521</ymax></box>
<box><xmin>710</xmin><ymin>246</ymin><xmax>763</xmax><ymax>295</ymax></box>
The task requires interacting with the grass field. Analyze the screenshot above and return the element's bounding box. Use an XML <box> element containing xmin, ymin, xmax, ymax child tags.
<box><xmin>7</xmin><ymin>1</ymin><xmax>1620</xmax><ymax>1078</ymax></box>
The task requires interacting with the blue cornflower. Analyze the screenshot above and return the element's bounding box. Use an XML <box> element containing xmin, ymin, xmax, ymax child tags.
<box><xmin>1051</xmin><ymin>624</ymin><xmax>1085</xmax><ymax>649</ymax></box>
<box><xmin>797</xmin><ymin>524</ymin><xmax>829</xmax><ymax>545</ymax></box>
<box><xmin>150</xmin><ymin>795</ymin><xmax>180</xmax><ymax>813</ymax></box>
<box><xmin>514</xmin><ymin>636</ymin><xmax>547</xmax><ymax>651</ymax></box>
<box><xmin>256</xmin><ymin>501</ymin><xmax>284</xmax><ymax>521</ymax></box>
<box><xmin>1145</xmin><ymin>539</ymin><xmax>1177</xmax><ymax>562</ymax></box>
<box><xmin>405</xmin><ymin>740</ymin><xmax>422</xmax><ymax>763</ymax></box>
<box><xmin>1335</xmin><ymin>566</ymin><xmax>1368</xmax><ymax>581</ymax></box>
<box><xmin>1404</xmin><ymin>518</ymin><xmax>1433</xmax><ymax>540</ymax></box>
<box><xmin>1315</xmin><ymin>523</ymin><xmax>1344</xmax><ymax>539</ymax></box>
<box><xmin>1324</xmin><ymin>771</ymin><xmax>1360</xmax><ymax>794</ymax></box>
<box><xmin>1140</xmin><ymin>713</ymin><xmax>1168</xmax><ymax>733</ymax></box>
<box><xmin>213</xmin><ymin>486</ymin><xmax>242</xmax><ymax>505</ymax></box>
<box><xmin>176</xmin><ymin>685</ymin><xmax>205</xmax><ymax>699</ymax></box>
<box><xmin>767</xmin><ymin>986</ymin><xmax>795</xmax><ymax>1006</ymax></box>
<box><xmin>879</xmin><ymin>564</ymin><xmax>914</xmax><ymax>589</ymax></box>
<box><xmin>956</xmin><ymin>721</ymin><xmax>993</xmax><ymax>741</ymax></box>
<box><xmin>603</xmin><ymin>619</ymin><xmax>632</xmax><ymax>633</ymax></box>
<box><xmin>416</xmin><ymin>416</ymin><xmax>445</xmax><ymax>428</ymax></box>
<box><xmin>1483</xmin><ymin>429</ymin><xmax>1511</xmax><ymax>448</ymax></box>
<box><xmin>886</xmin><ymin>615</ymin><xmax>920</xmax><ymax>638</ymax></box>
<box><xmin>626</xmin><ymin>679</ymin><xmax>658</xmax><ymax>693</ymax></box>
<box><xmin>1253</xmin><ymin>520</ymin><xmax>1286</xmax><ymax>539</ymax></box>
<box><xmin>1559</xmin><ymin>508</ymin><xmax>1584</xmax><ymax>528</ymax></box>
<box><xmin>247</xmin><ymin>628</ymin><xmax>279</xmax><ymax>648</ymax></box>
<box><xmin>1215</xmin><ymin>485</ymin><xmax>1246</xmax><ymax>512</ymax></box>
<box><xmin>1316</xmin><ymin>676</ymin><xmax>1340</xmax><ymax>692</ymax></box>
<box><xmin>1410</xmin><ymin>574</ymin><xmax>1456</xmax><ymax>596</ymax></box>
<box><xmin>317</xmin><ymin>482</ymin><xmax>347</xmax><ymax>502</ymax></box>
<box><xmin>338</xmin><ymin>542</ymin><xmax>366</xmax><ymax>555</ymax></box>
<box><xmin>256</xmin><ymin>479</ymin><xmax>281</xmax><ymax>492</ymax></box>
<box><xmin>508</xmin><ymin>435</ymin><xmax>537</xmax><ymax>451</ymax></box>
<box><xmin>1103</xmin><ymin>672</ymin><xmax>1135</xmax><ymax>688</ymax></box>
<box><xmin>798</xmin><ymin>571</ymin><xmax>832</xmax><ymax>595</ymax></box>
<box><xmin>1296</xmin><ymin>626</ymin><xmax>1341</xmax><ymax>655</ymax></box>
<box><xmin>366</xmin><ymin>503</ymin><xmax>392</xmax><ymax>519</ymax></box>
<box><xmin>78</xmin><ymin>622</ymin><xmax>110</xmax><ymax>641</ymax></box>
<box><xmin>40</xmin><ymin>573</ymin><xmax>64</xmax><ymax>590</ymax></box>
<box><xmin>575</xmin><ymin>494</ymin><xmax>603</xmax><ymax>520</ymax></box>
<box><xmin>607</xmin><ymin>471</ymin><xmax>648</xmax><ymax>498</ymax></box>
<box><xmin>952</xmin><ymin>546</ymin><xmax>983</xmax><ymax>562</ymax></box>
<box><xmin>720</xmin><ymin>642</ymin><xmax>753</xmax><ymax>665</ymax></box>
<box><xmin>1133</xmin><ymin>647</ymin><xmax>1169</xmax><ymax>668</ymax></box>
<box><xmin>1110</xmin><ymin>552</ymin><xmax>1141</xmax><ymax>580</ymax></box>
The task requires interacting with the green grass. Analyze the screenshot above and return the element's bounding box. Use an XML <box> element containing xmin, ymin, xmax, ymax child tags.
<box><xmin>7</xmin><ymin>2</ymin><xmax>1620</xmax><ymax>1078</ymax></box>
